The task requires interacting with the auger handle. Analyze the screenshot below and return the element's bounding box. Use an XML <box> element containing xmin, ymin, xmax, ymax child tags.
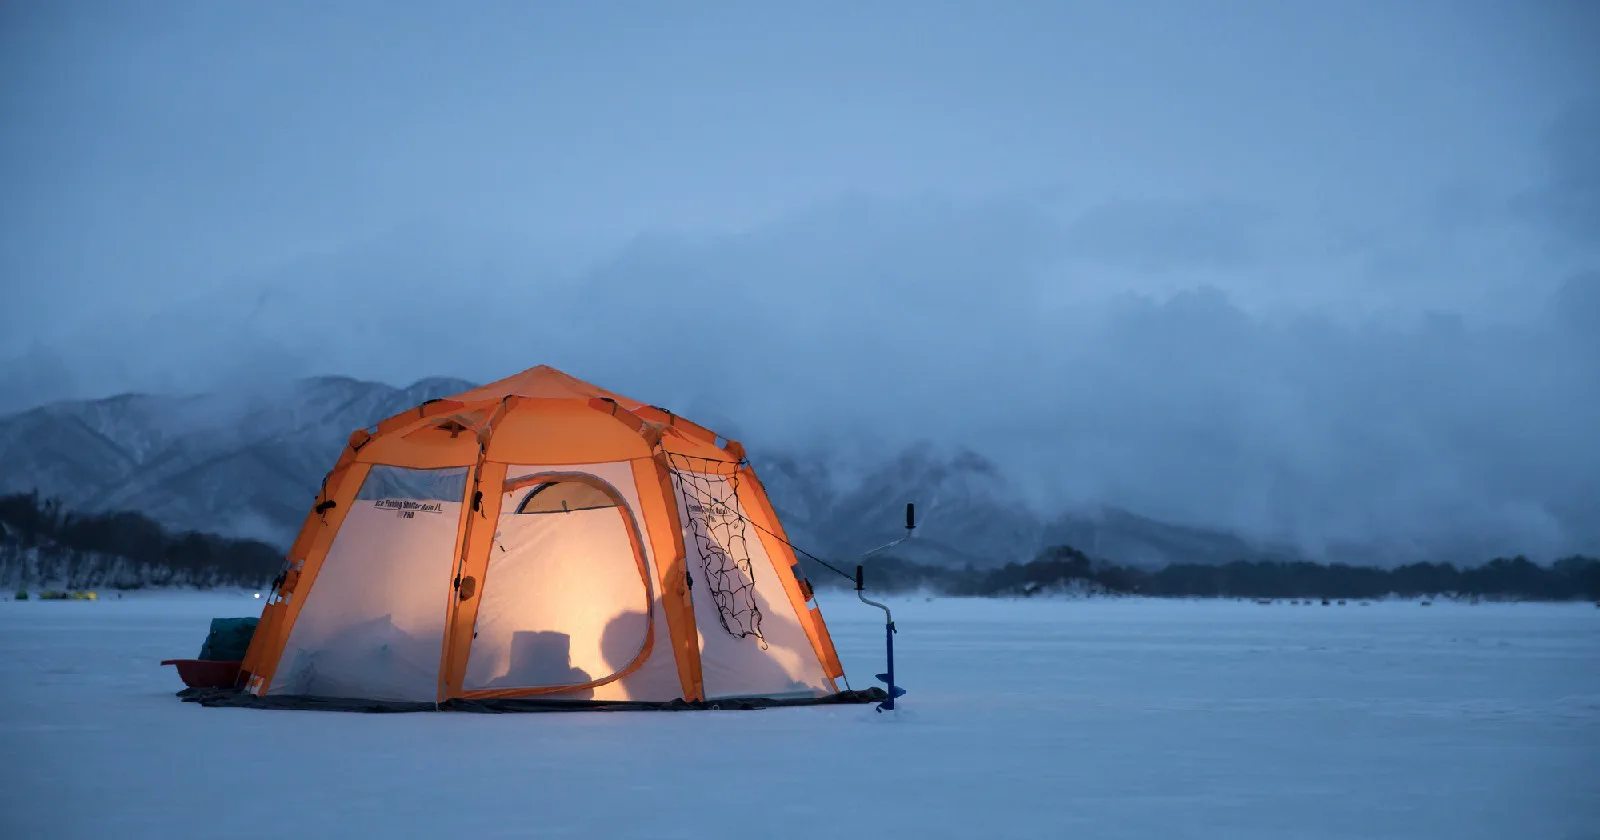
<box><xmin>852</xmin><ymin>501</ymin><xmax>913</xmax><ymax>711</ymax></box>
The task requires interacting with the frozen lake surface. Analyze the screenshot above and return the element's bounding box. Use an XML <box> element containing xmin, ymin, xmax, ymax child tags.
<box><xmin>2</xmin><ymin>593</ymin><xmax>1596</xmax><ymax>839</ymax></box>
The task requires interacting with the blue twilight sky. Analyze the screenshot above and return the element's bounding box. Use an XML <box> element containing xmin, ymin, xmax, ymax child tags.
<box><xmin>2</xmin><ymin>1</ymin><xmax>1597</xmax><ymax>557</ymax></box>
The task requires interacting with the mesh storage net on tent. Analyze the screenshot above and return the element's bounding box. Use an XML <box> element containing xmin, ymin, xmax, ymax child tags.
<box><xmin>666</xmin><ymin>453</ymin><xmax>767</xmax><ymax>649</ymax></box>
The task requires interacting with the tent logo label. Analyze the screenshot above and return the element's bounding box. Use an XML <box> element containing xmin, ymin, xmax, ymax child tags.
<box><xmin>686</xmin><ymin>501</ymin><xmax>734</xmax><ymax>521</ymax></box>
<box><xmin>372</xmin><ymin>499</ymin><xmax>445</xmax><ymax>518</ymax></box>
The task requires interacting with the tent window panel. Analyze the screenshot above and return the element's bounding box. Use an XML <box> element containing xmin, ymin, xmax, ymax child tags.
<box><xmin>356</xmin><ymin>465</ymin><xmax>468</xmax><ymax>504</ymax></box>
<box><xmin>515</xmin><ymin>481</ymin><xmax>618</xmax><ymax>514</ymax></box>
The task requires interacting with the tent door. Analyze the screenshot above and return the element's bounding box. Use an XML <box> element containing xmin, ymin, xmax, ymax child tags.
<box><xmin>460</xmin><ymin>497</ymin><xmax>652</xmax><ymax>693</ymax></box>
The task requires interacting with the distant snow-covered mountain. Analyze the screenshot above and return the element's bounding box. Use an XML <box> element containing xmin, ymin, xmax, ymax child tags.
<box><xmin>0</xmin><ymin>375</ymin><xmax>1297</xmax><ymax>569</ymax></box>
<box><xmin>0</xmin><ymin>376</ymin><xmax>473</xmax><ymax>545</ymax></box>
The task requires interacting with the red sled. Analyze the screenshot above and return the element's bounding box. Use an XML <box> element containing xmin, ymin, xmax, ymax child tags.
<box><xmin>161</xmin><ymin>659</ymin><xmax>243</xmax><ymax>689</ymax></box>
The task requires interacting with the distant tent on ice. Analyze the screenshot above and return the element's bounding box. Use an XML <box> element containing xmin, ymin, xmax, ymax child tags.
<box><xmin>223</xmin><ymin>364</ymin><xmax>879</xmax><ymax>711</ymax></box>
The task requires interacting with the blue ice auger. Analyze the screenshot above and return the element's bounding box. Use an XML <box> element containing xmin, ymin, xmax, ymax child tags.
<box><xmin>855</xmin><ymin>502</ymin><xmax>915</xmax><ymax>712</ymax></box>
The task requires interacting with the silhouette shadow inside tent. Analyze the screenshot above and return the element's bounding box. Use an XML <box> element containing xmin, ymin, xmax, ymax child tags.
<box><xmin>483</xmin><ymin>630</ymin><xmax>594</xmax><ymax>697</ymax></box>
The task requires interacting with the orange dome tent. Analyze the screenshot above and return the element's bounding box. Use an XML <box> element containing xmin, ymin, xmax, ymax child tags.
<box><xmin>224</xmin><ymin>364</ymin><xmax>881</xmax><ymax>711</ymax></box>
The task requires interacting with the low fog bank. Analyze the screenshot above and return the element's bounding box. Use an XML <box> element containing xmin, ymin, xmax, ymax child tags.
<box><xmin>3</xmin><ymin>187</ymin><xmax>1597</xmax><ymax>565</ymax></box>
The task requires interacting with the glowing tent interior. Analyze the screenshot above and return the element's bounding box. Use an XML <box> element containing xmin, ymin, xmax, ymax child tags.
<box><xmin>208</xmin><ymin>365</ymin><xmax>886</xmax><ymax>711</ymax></box>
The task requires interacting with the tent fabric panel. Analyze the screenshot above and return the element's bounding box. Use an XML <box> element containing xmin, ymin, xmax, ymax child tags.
<box><xmin>453</xmin><ymin>461</ymin><xmax>682</xmax><ymax>701</ymax></box>
<box><xmin>734</xmin><ymin>464</ymin><xmax>846</xmax><ymax>681</ymax></box>
<box><xmin>668</xmin><ymin>470</ymin><xmax>832</xmax><ymax>700</ymax></box>
<box><xmin>242</xmin><ymin>455</ymin><xmax>363</xmax><ymax>681</ymax></box>
<box><xmin>460</xmin><ymin>507</ymin><xmax>651</xmax><ymax>693</ymax></box>
<box><xmin>482</xmin><ymin>400</ymin><xmax>653</xmax><ymax>466</ymax></box>
<box><xmin>352</xmin><ymin>422</ymin><xmax>483</xmax><ymax>470</ymax></box>
<box><xmin>262</xmin><ymin>466</ymin><xmax>469</xmax><ymax>702</ymax></box>
<box><xmin>446</xmin><ymin>365</ymin><xmax>641</xmax><ymax>405</ymax></box>
<box><xmin>244</xmin><ymin>461</ymin><xmax>373</xmax><ymax>693</ymax></box>
<box><xmin>521</xmin><ymin>464</ymin><xmax>680</xmax><ymax>702</ymax></box>
<box><xmin>463</xmin><ymin>470</ymin><xmax>658</xmax><ymax>699</ymax></box>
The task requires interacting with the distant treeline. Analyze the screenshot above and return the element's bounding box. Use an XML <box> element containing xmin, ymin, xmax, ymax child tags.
<box><xmin>0</xmin><ymin>492</ymin><xmax>281</xmax><ymax>590</ymax></box>
<box><xmin>4</xmin><ymin>491</ymin><xmax>1597</xmax><ymax>601</ymax></box>
<box><xmin>804</xmin><ymin>545</ymin><xmax>1600</xmax><ymax>602</ymax></box>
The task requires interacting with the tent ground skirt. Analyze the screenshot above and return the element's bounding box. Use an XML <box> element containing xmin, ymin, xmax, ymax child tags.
<box><xmin>175</xmin><ymin>686</ymin><xmax>888</xmax><ymax>714</ymax></box>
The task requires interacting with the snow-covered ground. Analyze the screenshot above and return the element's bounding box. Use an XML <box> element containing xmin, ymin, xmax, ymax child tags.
<box><xmin>2</xmin><ymin>593</ymin><xmax>1596</xmax><ymax>840</ymax></box>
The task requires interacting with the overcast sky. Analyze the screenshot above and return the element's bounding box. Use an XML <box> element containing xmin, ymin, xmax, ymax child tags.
<box><xmin>2</xmin><ymin>1</ymin><xmax>1597</xmax><ymax>558</ymax></box>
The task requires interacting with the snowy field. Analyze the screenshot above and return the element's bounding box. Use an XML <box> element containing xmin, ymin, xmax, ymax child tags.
<box><xmin>2</xmin><ymin>593</ymin><xmax>1597</xmax><ymax>840</ymax></box>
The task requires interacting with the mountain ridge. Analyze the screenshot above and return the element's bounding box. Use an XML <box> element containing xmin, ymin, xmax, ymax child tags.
<box><xmin>0</xmin><ymin>374</ymin><xmax>1320</xmax><ymax>568</ymax></box>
